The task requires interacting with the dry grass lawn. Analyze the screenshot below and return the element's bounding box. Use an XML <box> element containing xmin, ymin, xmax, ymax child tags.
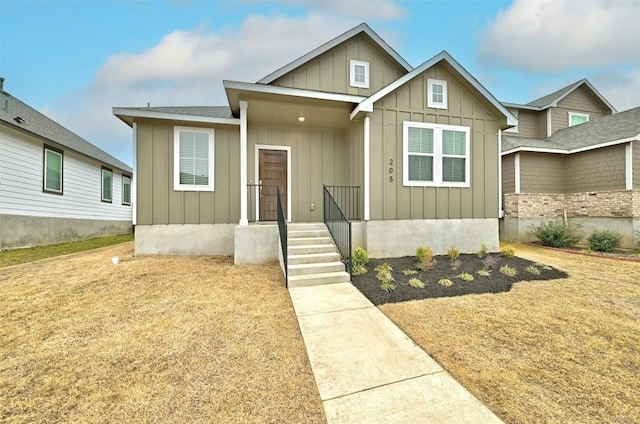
<box><xmin>0</xmin><ymin>243</ymin><xmax>325</xmax><ymax>423</ymax></box>
<box><xmin>381</xmin><ymin>244</ymin><xmax>640</xmax><ymax>424</ymax></box>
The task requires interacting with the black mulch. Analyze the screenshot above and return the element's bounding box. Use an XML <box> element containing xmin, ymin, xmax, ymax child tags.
<box><xmin>351</xmin><ymin>254</ymin><xmax>568</xmax><ymax>306</ymax></box>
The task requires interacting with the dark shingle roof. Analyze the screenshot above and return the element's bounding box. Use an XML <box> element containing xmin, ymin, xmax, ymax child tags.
<box><xmin>1</xmin><ymin>90</ymin><xmax>131</xmax><ymax>172</ymax></box>
<box><xmin>117</xmin><ymin>106</ymin><xmax>234</xmax><ymax>119</ymax></box>
<box><xmin>503</xmin><ymin>106</ymin><xmax>640</xmax><ymax>153</ymax></box>
<box><xmin>526</xmin><ymin>79</ymin><xmax>584</xmax><ymax>109</ymax></box>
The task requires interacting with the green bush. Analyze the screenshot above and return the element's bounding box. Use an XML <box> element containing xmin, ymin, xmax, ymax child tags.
<box><xmin>476</xmin><ymin>243</ymin><xmax>489</xmax><ymax>259</ymax></box>
<box><xmin>587</xmin><ymin>230</ymin><xmax>622</xmax><ymax>252</ymax></box>
<box><xmin>351</xmin><ymin>247</ymin><xmax>369</xmax><ymax>275</ymax></box>
<box><xmin>634</xmin><ymin>230</ymin><xmax>640</xmax><ymax>248</ymax></box>
<box><xmin>529</xmin><ymin>220</ymin><xmax>582</xmax><ymax>248</ymax></box>
<box><xmin>447</xmin><ymin>246</ymin><xmax>460</xmax><ymax>261</ymax></box>
<box><xmin>416</xmin><ymin>246</ymin><xmax>433</xmax><ymax>263</ymax></box>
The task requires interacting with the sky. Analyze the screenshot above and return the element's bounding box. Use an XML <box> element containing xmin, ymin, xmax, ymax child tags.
<box><xmin>2</xmin><ymin>0</ymin><xmax>640</xmax><ymax>167</ymax></box>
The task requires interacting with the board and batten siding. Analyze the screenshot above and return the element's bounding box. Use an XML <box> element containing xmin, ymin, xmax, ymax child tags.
<box><xmin>369</xmin><ymin>63</ymin><xmax>503</xmax><ymax>221</ymax></box>
<box><xmin>247</xmin><ymin>123</ymin><xmax>349</xmax><ymax>222</ymax></box>
<box><xmin>271</xmin><ymin>33</ymin><xmax>408</xmax><ymax>97</ymax></box>
<box><xmin>564</xmin><ymin>144</ymin><xmax>626</xmax><ymax>193</ymax></box>
<box><xmin>519</xmin><ymin>152</ymin><xmax>564</xmax><ymax>193</ymax></box>
<box><xmin>0</xmin><ymin>125</ymin><xmax>131</xmax><ymax>221</ymax></box>
<box><xmin>551</xmin><ymin>85</ymin><xmax>609</xmax><ymax>134</ymax></box>
<box><xmin>135</xmin><ymin>119</ymin><xmax>240</xmax><ymax>226</ymax></box>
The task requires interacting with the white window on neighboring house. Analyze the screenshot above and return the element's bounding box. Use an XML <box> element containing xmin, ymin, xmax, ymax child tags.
<box><xmin>569</xmin><ymin>112</ymin><xmax>589</xmax><ymax>127</ymax></box>
<box><xmin>101</xmin><ymin>167</ymin><xmax>113</xmax><ymax>202</ymax></box>
<box><xmin>403</xmin><ymin>121</ymin><xmax>470</xmax><ymax>187</ymax></box>
<box><xmin>43</xmin><ymin>146</ymin><xmax>63</xmax><ymax>194</ymax></box>
<box><xmin>427</xmin><ymin>79</ymin><xmax>448</xmax><ymax>109</ymax></box>
<box><xmin>174</xmin><ymin>126</ymin><xmax>215</xmax><ymax>191</ymax></box>
<box><xmin>122</xmin><ymin>175</ymin><xmax>131</xmax><ymax>206</ymax></box>
<box><xmin>350</xmin><ymin>60</ymin><xmax>369</xmax><ymax>88</ymax></box>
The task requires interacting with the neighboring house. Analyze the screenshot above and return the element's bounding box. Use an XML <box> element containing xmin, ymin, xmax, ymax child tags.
<box><xmin>500</xmin><ymin>80</ymin><xmax>640</xmax><ymax>247</ymax></box>
<box><xmin>113</xmin><ymin>23</ymin><xmax>516</xmax><ymax>264</ymax></box>
<box><xmin>0</xmin><ymin>79</ymin><xmax>133</xmax><ymax>249</ymax></box>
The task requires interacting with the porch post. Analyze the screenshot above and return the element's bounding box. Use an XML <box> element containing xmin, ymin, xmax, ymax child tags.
<box><xmin>364</xmin><ymin>114</ymin><xmax>370</xmax><ymax>221</ymax></box>
<box><xmin>239</xmin><ymin>101</ymin><xmax>249</xmax><ymax>226</ymax></box>
<box><xmin>514</xmin><ymin>153</ymin><xmax>521</xmax><ymax>194</ymax></box>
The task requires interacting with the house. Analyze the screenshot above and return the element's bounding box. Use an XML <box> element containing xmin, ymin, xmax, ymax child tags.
<box><xmin>0</xmin><ymin>78</ymin><xmax>133</xmax><ymax>249</ymax></box>
<box><xmin>113</xmin><ymin>23</ymin><xmax>516</xmax><ymax>274</ymax></box>
<box><xmin>500</xmin><ymin>80</ymin><xmax>640</xmax><ymax>247</ymax></box>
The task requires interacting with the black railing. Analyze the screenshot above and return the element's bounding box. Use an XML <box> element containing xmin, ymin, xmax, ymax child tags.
<box><xmin>276</xmin><ymin>186</ymin><xmax>288</xmax><ymax>286</ymax></box>
<box><xmin>323</xmin><ymin>185</ymin><xmax>352</xmax><ymax>274</ymax></box>
<box><xmin>247</xmin><ymin>184</ymin><xmax>278</xmax><ymax>222</ymax></box>
<box><xmin>324</xmin><ymin>186</ymin><xmax>361</xmax><ymax>220</ymax></box>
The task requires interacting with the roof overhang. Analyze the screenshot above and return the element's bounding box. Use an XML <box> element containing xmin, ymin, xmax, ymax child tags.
<box><xmin>223</xmin><ymin>80</ymin><xmax>366</xmax><ymax>116</ymax></box>
<box><xmin>502</xmin><ymin>135</ymin><xmax>639</xmax><ymax>156</ymax></box>
<box><xmin>112</xmin><ymin>108</ymin><xmax>240</xmax><ymax>127</ymax></box>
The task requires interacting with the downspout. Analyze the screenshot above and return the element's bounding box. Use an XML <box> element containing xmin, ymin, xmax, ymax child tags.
<box><xmin>363</xmin><ymin>114</ymin><xmax>370</xmax><ymax>221</ymax></box>
<box><xmin>239</xmin><ymin>101</ymin><xmax>248</xmax><ymax>226</ymax></box>
<box><xmin>132</xmin><ymin>122</ymin><xmax>137</xmax><ymax>226</ymax></box>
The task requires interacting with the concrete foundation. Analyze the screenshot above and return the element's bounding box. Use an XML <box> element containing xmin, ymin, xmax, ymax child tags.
<box><xmin>234</xmin><ymin>224</ymin><xmax>279</xmax><ymax>264</ymax></box>
<box><xmin>0</xmin><ymin>214</ymin><xmax>132</xmax><ymax>249</ymax></box>
<box><xmin>135</xmin><ymin>224</ymin><xmax>235</xmax><ymax>255</ymax></box>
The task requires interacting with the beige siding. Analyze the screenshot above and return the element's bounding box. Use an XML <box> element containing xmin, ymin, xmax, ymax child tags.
<box><xmin>247</xmin><ymin>123</ymin><xmax>349</xmax><ymax>222</ymax></box>
<box><xmin>516</xmin><ymin>110</ymin><xmax>539</xmax><ymax>138</ymax></box>
<box><xmin>536</xmin><ymin>110</ymin><xmax>548</xmax><ymax>138</ymax></box>
<box><xmin>136</xmin><ymin>119</ymin><xmax>240</xmax><ymax>226</ymax></box>
<box><xmin>369</xmin><ymin>63</ymin><xmax>502</xmax><ymax>220</ymax></box>
<box><xmin>564</xmin><ymin>145</ymin><xmax>626</xmax><ymax>193</ymax></box>
<box><xmin>502</xmin><ymin>154</ymin><xmax>515</xmax><ymax>194</ymax></box>
<box><xmin>519</xmin><ymin>152</ymin><xmax>564</xmax><ymax>193</ymax></box>
<box><xmin>634</xmin><ymin>141</ymin><xmax>640</xmax><ymax>189</ymax></box>
<box><xmin>551</xmin><ymin>85</ymin><xmax>610</xmax><ymax>134</ymax></box>
<box><xmin>272</xmin><ymin>33</ymin><xmax>407</xmax><ymax>96</ymax></box>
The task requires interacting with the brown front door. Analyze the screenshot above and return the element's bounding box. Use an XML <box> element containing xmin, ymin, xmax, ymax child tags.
<box><xmin>259</xmin><ymin>149</ymin><xmax>287</xmax><ymax>221</ymax></box>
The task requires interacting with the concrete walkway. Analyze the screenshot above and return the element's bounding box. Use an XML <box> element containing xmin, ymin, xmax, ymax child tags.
<box><xmin>288</xmin><ymin>282</ymin><xmax>503</xmax><ymax>423</ymax></box>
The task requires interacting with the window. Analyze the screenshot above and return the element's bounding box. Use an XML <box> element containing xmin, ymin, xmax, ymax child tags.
<box><xmin>122</xmin><ymin>175</ymin><xmax>131</xmax><ymax>206</ymax></box>
<box><xmin>101</xmin><ymin>167</ymin><xmax>113</xmax><ymax>202</ymax></box>
<box><xmin>43</xmin><ymin>146</ymin><xmax>63</xmax><ymax>194</ymax></box>
<box><xmin>403</xmin><ymin>121</ymin><xmax>470</xmax><ymax>187</ymax></box>
<box><xmin>350</xmin><ymin>60</ymin><xmax>369</xmax><ymax>88</ymax></box>
<box><xmin>569</xmin><ymin>112</ymin><xmax>589</xmax><ymax>127</ymax></box>
<box><xmin>174</xmin><ymin>126</ymin><xmax>215</xmax><ymax>191</ymax></box>
<box><xmin>427</xmin><ymin>79</ymin><xmax>448</xmax><ymax>109</ymax></box>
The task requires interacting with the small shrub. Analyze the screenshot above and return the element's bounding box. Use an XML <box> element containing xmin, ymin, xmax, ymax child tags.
<box><xmin>458</xmin><ymin>272</ymin><xmax>474</xmax><ymax>282</ymax></box>
<box><xmin>408</xmin><ymin>278</ymin><xmax>425</xmax><ymax>289</ymax></box>
<box><xmin>482</xmin><ymin>254</ymin><xmax>499</xmax><ymax>270</ymax></box>
<box><xmin>402</xmin><ymin>269</ymin><xmax>418</xmax><ymax>276</ymax></box>
<box><xmin>529</xmin><ymin>220</ymin><xmax>582</xmax><ymax>247</ymax></box>
<box><xmin>380</xmin><ymin>281</ymin><xmax>396</xmax><ymax>292</ymax></box>
<box><xmin>450</xmin><ymin>259</ymin><xmax>462</xmax><ymax>270</ymax></box>
<box><xmin>447</xmin><ymin>246</ymin><xmax>460</xmax><ymax>261</ymax></box>
<box><xmin>351</xmin><ymin>247</ymin><xmax>369</xmax><ymax>275</ymax></box>
<box><xmin>477</xmin><ymin>269</ymin><xmax>491</xmax><ymax>277</ymax></box>
<box><xmin>476</xmin><ymin>243</ymin><xmax>489</xmax><ymax>258</ymax></box>
<box><xmin>374</xmin><ymin>263</ymin><xmax>393</xmax><ymax>274</ymax></box>
<box><xmin>499</xmin><ymin>265</ymin><xmax>518</xmax><ymax>277</ymax></box>
<box><xmin>416</xmin><ymin>258</ymin><xmax>437</xmax><ymax>271</ymax></box>
<box><xmin>500</xmin><ymin>245</ymin><xmax>516</xmax><ymax>257</ymax></box>
<box><xmin>526</xmin><ymin>265</ymin><xmax>541</xmax><ymax>275</ymax></box>
<box><xmin>375</xmin><ymin>263</ymin><xmax>395</xmax><ymax>292</ymax></box>
<box><xmin>587</xmin><ymin>230</ymin><xmax>622</xmax><ymax>253</ymax></box>
<box><xmin>416</xmin><ymin>246</ymin><xmax>433</xmax><ymax>264</ymax></box>
<box><xmin>438</xmin><ymin>278</ymin><xmax>454</xmax><ymax>287</ymax></box>
<box><xmin>635</xmin><ymin>230</ymin><xmax>640</xmax><ymax>248</ymax></box>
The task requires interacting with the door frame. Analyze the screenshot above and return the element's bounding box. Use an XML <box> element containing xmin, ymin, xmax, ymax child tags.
<box><xmin>255</xmin><ymin>144</ymin><xmax>291</xmax><ymax>222</ymax></box>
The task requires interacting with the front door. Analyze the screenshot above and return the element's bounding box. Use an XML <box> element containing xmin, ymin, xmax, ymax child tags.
<box><xmin>259</xmin><ymin>149</ymin><xmax>287</xmax><ymax>221</ymax></box>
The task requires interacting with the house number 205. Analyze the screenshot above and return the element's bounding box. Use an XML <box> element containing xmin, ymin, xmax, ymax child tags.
<box><xmin>389</xmin><ymin>159</ymin><xmax>394</xmax><ymax>182</ymax></box>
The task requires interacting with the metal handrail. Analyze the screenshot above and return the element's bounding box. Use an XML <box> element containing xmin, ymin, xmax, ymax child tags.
<box><xmin>323</xmin><ymin>185</ymin><xmax>352</xmax><ymax>274</ymax></box>
<box><xmin>324</xmin><ymin>185</ymin><xmax>361</xmax><ymax>220</ymax></box>
<box><xmin>276</xmin><ymin>186</ymin><xmax>288</xmax><ymax>286</ymax></box>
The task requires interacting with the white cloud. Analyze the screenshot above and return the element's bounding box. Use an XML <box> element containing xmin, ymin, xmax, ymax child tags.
<box><xmin>244</xmin><ymin>0</ymin><xmax>407</xmax><ymax>20</ymax></box>
<box><xmin>592</xmin><ymin>67</ymin><xmax>640</xmax><ymax>111</ymax></box>
<box><xmin>479</xmin><ymin>0</ymin><xmax>640</xmax><ymax>72</ymax></box>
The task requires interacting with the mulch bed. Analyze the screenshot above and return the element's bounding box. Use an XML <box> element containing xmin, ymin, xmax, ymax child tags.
<box><xmin>352</xmin><ymin>254</ymin><xmax>568</xmax><ymax>306</ymax></box>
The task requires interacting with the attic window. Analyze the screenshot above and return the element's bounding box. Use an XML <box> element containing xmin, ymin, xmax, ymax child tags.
<box><xmin>569</xmin><ymin>112</ymin><xmax>589</xmax><ymax>127</ymax></box>
<box><xmin>427</xmin><ymin>79</ymin><xmax>448</xmax><ymax>109</ymax></box>
<box><xmin>350</xmin><ymin>60</ymin><xmax>369</xmax><ymax>89</ymax></box>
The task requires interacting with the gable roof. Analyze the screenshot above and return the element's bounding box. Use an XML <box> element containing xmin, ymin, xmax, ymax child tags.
<box><xmin>114</xmin><ymin>106</ymin><xmax>238</xmax><ymax>127</ymax></box>
<box><xmin>257</xmin><ymin>23</ymin><xmax>413</xmax><ymax>85</ymax></box>
<box><xmin>351</xmin><ymin>50</ymin><xmax>517</xmax><ymax>127</ymax></box>
<box><xmin>502</xmin><ymin>106</ymin><xmax>640</xmax><ymax>154</ymax></box>
<box><xmin>504</xmin><ymin>79</ymin><xmax>616</xmax><ymax>112</ymax></box>
<box><xmin>1</xmin><ymin>89</ymin><xmax>132</xmax><ymax>172</ymax></box>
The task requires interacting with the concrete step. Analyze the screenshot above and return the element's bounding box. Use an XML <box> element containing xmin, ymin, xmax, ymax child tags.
<box><xmin>288</xmin><ymin>271</ymin><xmax>351</xmax><ymax>288</ymax></box>
<box><xmin>288</xmin><ymin>261</ymin><xmax>345</xmax><ymax>276</ymax></box>
<box><xmin>288</xmin><ymin>236</ymin><xmax>333</xmax><ymax>246</ymax></box>
<box><xmin>287</xmin><ymin>223</ymin><xmax>327</xmax><ymax>231</ymax></box>
<box><xmin>288</xmin><ymin>229</ymin><xmax>330</xmax><ymax>239</ymax></box>
<box><xmin>288</xmin><ymin>252</ymin><xmax>341</xmax><ymax>265</ymax></box>
<box><xmin>288</xmin><ymin>244</ymin><xmax>337</xmax><ymax>255</ymax></box>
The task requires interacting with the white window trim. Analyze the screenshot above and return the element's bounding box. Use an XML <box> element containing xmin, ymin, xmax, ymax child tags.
<box><xmin>173</xmin><ymin>126</ymin><xmax>215</xmax><ymax>191</ymax></box>
<box><xmin>43</xmin><ymin>146</ymin><xmax>63</xmax><ymax>194</ymax></box>
<box><xmin>101</xmin><ymin>167</ymin><xmax>113</xmax><ymax>203</ymax></box>
<box><xmin>427</xmin><ymin>78</ymin><xmax>448</xmax><ymax>109</ymax></box>
<box><xmin>350</xmin><ymin>60</ymin><xmax>369</xmax><ymax>89</ymax></box>
<box><xmin>402</xmin><ymin>121</ymin><xmax>471</xmax><ymax>188</ymax></box>
<box><xmin>122</xmin><ymin>174</ymin><xmax>132</xmax><ymax>206</ymax></box>
<box><xmin>568</xmin><ymin>112</ymin><xmax>589</xmax><ymax>127</ymax></box>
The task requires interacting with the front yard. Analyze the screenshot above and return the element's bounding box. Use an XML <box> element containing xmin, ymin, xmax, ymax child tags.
<box><xmin>381</xmin><ymin>244</ymin><xmax>640</xmax><ymax>423</ymax></box>
<box><xmin>0</xmin><ymin>243</ymin><xmax>325</xmax><ymax>423</ymax></box>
